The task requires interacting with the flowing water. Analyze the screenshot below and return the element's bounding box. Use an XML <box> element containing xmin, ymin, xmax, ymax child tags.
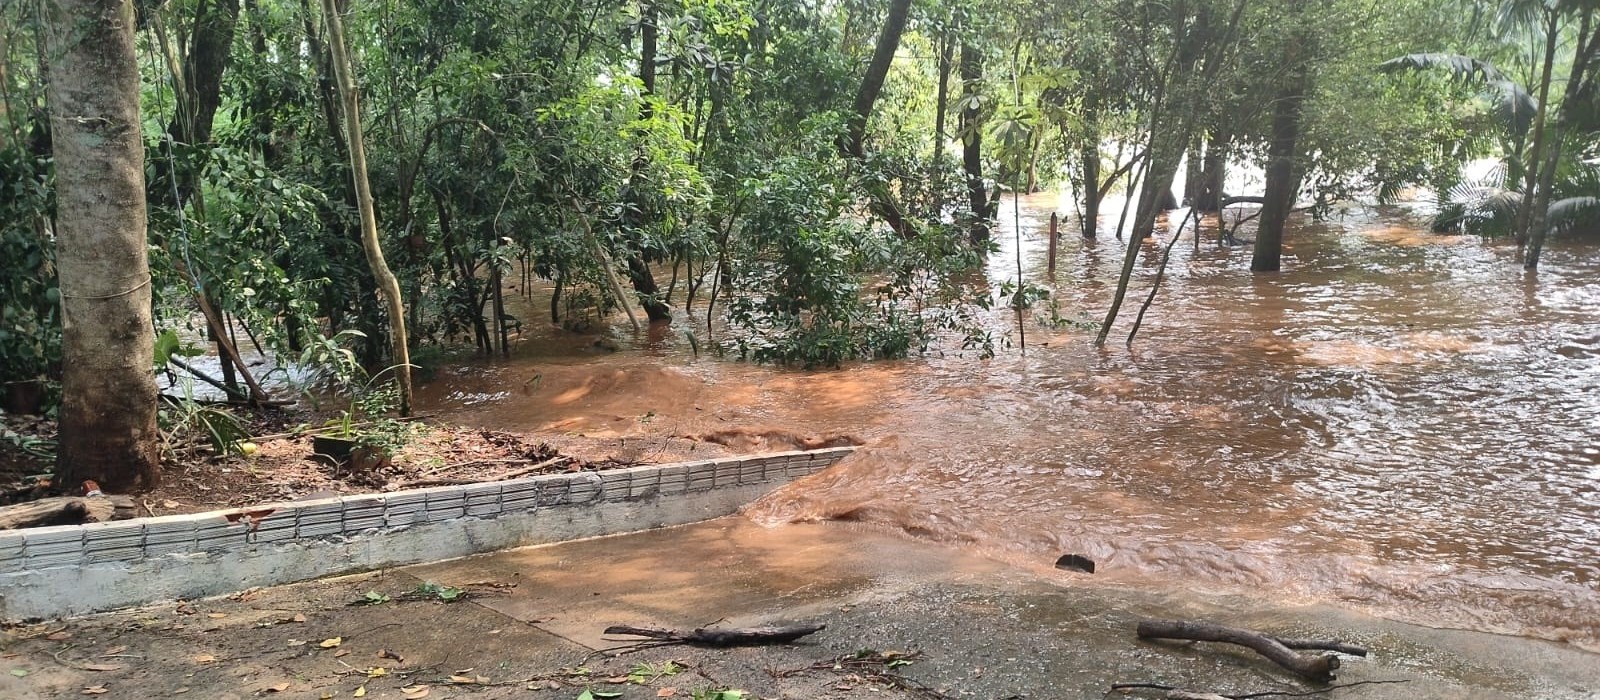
<box><xmin>417</xmin><ymin>193</ymin><xmax>1600</xmax><ymax>651</ymax></box>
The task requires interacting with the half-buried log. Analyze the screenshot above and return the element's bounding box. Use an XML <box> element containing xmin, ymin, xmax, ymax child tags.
<box><xmin>1136</xmin><ymin>619</ymin><xmax>1342</xmax><ymax>680</ymax></box>
<box><xmin>0</xmin><ymin>495</ymin><xmax>135</xmax><ymax>530</ymax></box>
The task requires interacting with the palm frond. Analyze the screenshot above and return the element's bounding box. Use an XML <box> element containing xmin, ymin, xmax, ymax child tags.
<box><xmin>1546</xmin><ymin>196</ymin><xmax>1599</xmax><ymax>231</ymax></box>
<box><xmin>1433</xmin><ymin>167</ymin><xmax>1521</xmax><ymax>236</ymax></box>
<box><xmin>1378</xmin><ymin>53</ymin><xmax>1510</xmax><ymax>82</ymax></box>
<box><xmin>1378</xmin><ymin>53</ymin><xmax>1537</xmax><ymax>140</ymax></box>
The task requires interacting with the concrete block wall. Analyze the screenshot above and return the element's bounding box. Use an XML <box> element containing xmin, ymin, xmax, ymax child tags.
<box><xmin>0</xmin><ymin>447</ymin><xmax>853</xmax><ymax>620</ymax></box>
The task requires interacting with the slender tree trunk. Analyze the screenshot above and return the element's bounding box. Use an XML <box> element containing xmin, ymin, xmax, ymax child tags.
<box><xmin>1251</xmin><ymin>75</ymin><xmax>1308</xmax><ymax>273</ymax></box>
<box><xmin>48</xmin><ymin>0</ymin><xmax>160</xmax><ymax>491</ymax></box>
<box><xmin>321</xmin><ymin>0</ymin><xmax>414</xmax><ymax>413</ymax></box>
<box><xmin>1525</xmin><ymin>10</ymin><xmax>1596</xmax><ymax>269</ymax></box>
<box><xmin>931</xmin><ymin>32</ymin><xmax>952</xmax><ymax>208</ymax></box>
<box><xmin>1513</xmin><ymin>11</ymin><xmax>1561</xmax><ymax>253</ymax></box>
<box><xmin>1080</xmin><ymin>98</ymin><xmax>1101</xmax><ymax>239</ymax></box>
<box><xmin>837</xmin><ymin>0</ymin><xmax>913</xmax><ymax>237</ymax></box>
<box><xmin>623</xmin><ymin>2</ymin><xmax>671</xmax><ymax>322</ymax></box>
<box><xmin>843</xmin><ymin>0</ymin><xmax>910</xmax><ymax>158</ymax></box>
<box><xmin>959</xmin><ymin>42</ymin><xmax>991</xmax><ymax>245</ymax></box>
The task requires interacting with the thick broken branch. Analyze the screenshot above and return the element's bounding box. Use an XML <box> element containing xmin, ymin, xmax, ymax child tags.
<box><xmin>1136</xmin><ymin>619</ymin><xmax>1342</xmax><ymax>680</ymax></box>
<box><xmin>603</xmin><ymin>623</ymin><xmax>825</xmax><ymax>647</ymax></box>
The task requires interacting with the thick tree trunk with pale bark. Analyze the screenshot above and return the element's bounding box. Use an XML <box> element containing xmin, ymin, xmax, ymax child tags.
<box><xmin>48</xmin><ymin>0</ymin><xmax>161</xmax><ymax>492</ymax></box>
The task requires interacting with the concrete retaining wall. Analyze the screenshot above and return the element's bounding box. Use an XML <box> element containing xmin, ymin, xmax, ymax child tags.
<box><xmin>0</xmin><ymin>448</ymin><xmax>853</xmax><ymax>620</ymax></box>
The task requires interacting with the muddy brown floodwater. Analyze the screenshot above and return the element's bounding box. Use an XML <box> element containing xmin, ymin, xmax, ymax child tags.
<box><xmin>416</xmin><ymin>193</ymin><xmax>1600</xmax><ymax>653</ymax></box>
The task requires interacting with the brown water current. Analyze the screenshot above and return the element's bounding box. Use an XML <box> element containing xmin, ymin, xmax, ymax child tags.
<box><xmin>416</xmin><ymin>193</ymin><xmax>1600</xmax><ymax>652</ymax></box>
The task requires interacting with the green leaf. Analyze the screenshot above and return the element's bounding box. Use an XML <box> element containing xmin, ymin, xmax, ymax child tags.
<box><xmin>9</xmin><ymin>669</ymin><xmax>27</xmax><ymax>677</ymax></box>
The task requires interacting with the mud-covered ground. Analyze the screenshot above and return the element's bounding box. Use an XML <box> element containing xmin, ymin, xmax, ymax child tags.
<box><xmin>4</xmin><ymin>518</ymin><xmax>1597</xmax><ymax>700</ymax></box>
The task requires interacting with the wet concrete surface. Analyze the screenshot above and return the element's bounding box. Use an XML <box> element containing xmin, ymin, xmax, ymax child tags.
<box><xmin>4</xmin><ymin>518</ymin><xmax>1598</xmax><ymax>699</ymax></box>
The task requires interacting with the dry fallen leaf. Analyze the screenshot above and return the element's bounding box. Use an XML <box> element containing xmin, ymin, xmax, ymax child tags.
<box><xmin>366</xmin><ymin>667</ymin><xmax>387</xmax><ymax>678</ymax></box>
<box><xmin>448</xmin><ymin>675</ymin><xmax>475</xmax><ymax>684</ymax></box>
<box><xmin>292</xmin><ymin>614</ymin><xmax>307</xmax><ymax>623</ymax></box>
<box><xmin>604</xmin><ymin>675</ymin><xmax>629</xmax><ymax>684</ymax></box>
<box><xmin>46</xmin><ymin>631</ymin><xmax>72</xmax><ymax>641</ymax></box>
<box><xmin>80</xmin><ymin>663</ymin><xmax>122</xmax><ymax>672</ymax></box>
<box><xmin>353</xmin><ymin>687</ymin><xmax>367</xmax><ymax>698</ymax></box>
<box><xmin>319</xmin><ymin>637</ymin><xmax>342</xmax><ymax>649</ymax></box>
<box><xmin>206</xmin><ymin>613</ymin><xmax>227</xmax><ymax>619</ymax></box>
<box><xmin>401</xmin><ymin>685</ymin><xmax>430</xmax><ymax>699</ymax></box>
<box><xmin>286</xmin><ymin>639</ymin><xmax>307</xmax><ymax>647</ymax></box>
<box><xmin>319</xmin><ymin>693</ymin><xmax>334</xmax><ymax>700</ymax></box>
<box><xmin>263</xmin><ymin>682</ymin><xmax>290</xmax><ymax>693</ymax></box>
<box><xmin>81</xmin><ymin>686</ymin><xmax>108</xmax><ymax>695</ymax></box>
<box><xmin>333</xmin><ymin>649</ymin><xmax>350</xmax><ymax>658</ymax></box>
<box><xmin>657</xmin><ymin>688</ymin><xmax>677</xmax><ymax>697</ymax></box>
<box><xmin>101</xmin><ymin>646</ymin><xmax>128</xmax><ymax>656</ymax></box>
<box><xmin>377</xmin><ymin>650</ymin><xmax>403</xmax><ymax>662</ymax></box>
<box><xmin>193</xmin><ymin>654</ymin><xmax>216</xmax><ymax>664</ymax></box>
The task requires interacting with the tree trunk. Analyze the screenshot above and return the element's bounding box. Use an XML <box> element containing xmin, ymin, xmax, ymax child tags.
<box><xmin>1525</xmin><ymin>10</ymin><xmax>1596</xmax><ymax>269</ymax></box>
<box><xmin>960</xmin><ymin>42</ymin><xmax>991</xmax><ymax>245</ymax></box>
<box><xmin>623</xmin><ymin>1</ymin><xmax>671</xmax><ymax>322</ymax></box>
<box><xmin>1512</xmin><ymin>11</ymin><xmax>1561</xmax><ymax>252</ymax></box>
<box><xmin>1132</xmin><ymin>138</ymin><xmax>1181</xmax><ymax>239</ymax></box>
<box><xmin>321</xmin><ymin>0</ymin><xmax>414</xmax><ymax>414</ymax></box>
<box><xmin>1182</xmin><ymin>138</ymin><xmax>1203</xmax><ymax>205</ymax></box>
<box><xmin>842</xmin><ymin>0</ymin><xmax>910</xmax><ymax>159</ymax></box>
<box><xmin>931</xmin><ymin>32</ymin><xmax>952</xmax><ymax>207</ymax></box>
<box><xmin>48</xmin><ymin>0</ymin><xmax>161</xmax><ymax>492</ymax></box>
<box><xmin>150</xmin><ymin>0</ymin><xmax>241</xmax><ymax>205</ymax></box>
<box><xmin>1193</xmin><ymin>130</ymin><xmax>1229</xmax><ymax>211</ymax></box>
<box><xmin>1080</xmin><ymin>98</ymin><xmax>1101</xmax><ymax>239</ymax></box>
<box><xmin>836</xmin><ymin>0</ymin><xmax>913</xmax><ymax>238</ymax></box>
<box><xmin>1251</xmin><ymin>76</ymin><xmax>1308</xmax><ymax>273</ymax></box>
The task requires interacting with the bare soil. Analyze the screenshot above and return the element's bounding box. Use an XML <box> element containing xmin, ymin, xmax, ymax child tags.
<box><xmin>0</xmin><ymin>406</ymin><xmax>766</xmax><ymax>519</ymax></box>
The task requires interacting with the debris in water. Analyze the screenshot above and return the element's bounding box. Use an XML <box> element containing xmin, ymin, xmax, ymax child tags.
<box><xmin>1054</xmin><ymin>554</ymin><xmax>1095</xmax><ymax>574</ymax></box>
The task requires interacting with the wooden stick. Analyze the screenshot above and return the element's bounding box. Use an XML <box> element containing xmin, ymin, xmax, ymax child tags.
<box><xmin>602</xmin><ymin>623</ymin><xmax>826</xmax><ymax>647</ymax></box>
<box><xmin>1136</xmin><ymin>619</ymin><xmax>1339</xmax><ymax>680</ymax></box>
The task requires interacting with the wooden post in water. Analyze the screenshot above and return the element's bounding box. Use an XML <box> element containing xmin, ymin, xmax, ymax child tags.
<box><xmin>1047</xmin><ymin>211</ymin><xmax>1059</xmax><ymax>276</ymax></box>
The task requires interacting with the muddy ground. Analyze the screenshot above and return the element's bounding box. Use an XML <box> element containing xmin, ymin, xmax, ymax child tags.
<box><xmin>4</xmin><ymin>518</ymin><xmax>1597</xmax><ymax>700</ymax></box>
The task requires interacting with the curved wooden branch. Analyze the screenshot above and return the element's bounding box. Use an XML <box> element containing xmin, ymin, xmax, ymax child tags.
<box><xmin>1136</xmin><ymin>619</ymin><xmax>1340</xmax><ymax>680</ymax></box>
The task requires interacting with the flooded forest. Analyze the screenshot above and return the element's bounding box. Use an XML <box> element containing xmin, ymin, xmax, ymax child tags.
<box><xmin>3</xmin><ymin>0</ymin><xmax>1600</xmax><ymax>669</ymax></box>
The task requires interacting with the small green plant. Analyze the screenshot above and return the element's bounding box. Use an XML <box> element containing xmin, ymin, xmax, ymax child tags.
<box><xmin>411</xmin><ymin>581</ymin><xmax>465</xmax><ymax>602</ymax></box>
<box><xmin>356</xmin><ymin>590</ymin><xmax>392</xmax><ymax>606</ymax></box>
<box><xmin>626</xmin><ymin>661</ymin><xmax>681</xmax><ymax>684</ymax></box>
<box><xmin>158</xmin><ymin>391</ymin><xmax>250</xmax><ymax>459</ymax></box>
<box><xmin>324</xmin><ymin>364</ymin><xmax>413</xmax><ymax>457</ymax></box>
<box><xmin>575</xmin><ymin>689</ymin><xmax>621</xmax><ymax>700</ymax></box>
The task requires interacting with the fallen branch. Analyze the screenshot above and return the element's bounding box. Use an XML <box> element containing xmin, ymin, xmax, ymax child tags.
<box><xmin>1110</xmin><ymin>679</ymin><xmax>1410</xmax><ymax>699</ymax></box>
<box><xmin>772</xmin><ymin>650</ymin><xmax>950</xmax><ymax>699</ymax></box>
<box><xmin>602</xmin><ymin>623</ymin><xmax>825</xmax><ymax>647</ymax></box>
<box><xmin>1135</xmin><ymin>619</ymin><xmax>1341</xmax><ymax>680</ymax></box>
<box><xmin>396</xmin><ymin>456</ymin><xmax>573</xmax><ymax>488</ymax></box>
